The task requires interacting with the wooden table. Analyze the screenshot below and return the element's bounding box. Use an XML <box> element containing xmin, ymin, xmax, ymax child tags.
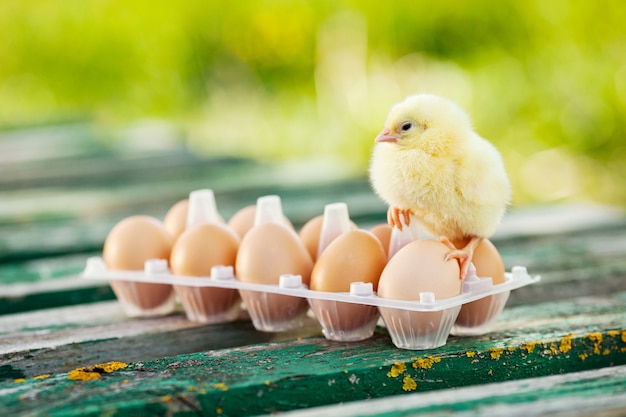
<box><xmin>1</xmin><ymin>125</ymin><xmax>625</xmax><ymax>416</ymax></box>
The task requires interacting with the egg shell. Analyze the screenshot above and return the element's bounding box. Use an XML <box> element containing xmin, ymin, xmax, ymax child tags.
<box><xmin>455</xmin><ymin>239</ymin><xmax>506</xmax><ymax>328</ymax></box>
<box><xmin>236</xmin><ymin>223</ymin><xmax>313</xmax><ymax>285</ymax></box>
<box><xmin>378</xmin><ymin>239</ymin><xmax>461</xmax><ymax>346</ymax></box>
<box><xmin>170</xmin><ymin>223</ymin><xmax>239</xmax><ymax>276</ymax></box>
<box><xmin>236</xmin><ymin>222</ymin><xmax>313</xmax><ymax>331</ymax></box>
<box><xmin>369</xmin><ymin>224</ymin><xmax>393</xmax><ymax>256</ymax></box>
<box><xmin>471</xmin><ymin>239</ymin><xmax>505</xmax><ymax>285</ymax></box>
<box><xmin>103</xmin><ymin>215</ymin><xmax>174</xmax><ymax>311</ymax></box>
<box><xmin>170</xmin><ymin>223</ymin><xmax>241</xmax><ymax>323</ymax></box>
<box><xmin>103</xmin><ymin>215</ymin><xmax>173</xmax><ymax>270</ymax></box>
<box><xmin>227</xmin><ymin>205</ymin><xmax>256</xmax><ymax>239</ymax></box>
<box><xmin>163</xmin><ymin>199</ymin><xmax>189</xmax><ymax>241</ymax></box>
<box><xmin>299</xmin><ymin>214</ymin><xmax>359</xmax><ymax>261</ymax></box>
<box><xmin>310</xmin><ymin>230</ymin><xmax>386</xmax><ymax>292</ymax></box>
<box><xmin>298</xmin><ymin>215</ymin><xmax>324</xmax><ymax>260</ymax></box>
<box><xmin>378</xmin><ymin>239</ymin><xmax>461</xmax><ymax>300</ymax></box>
<box><xmin>228</xmin><ymin>205</ymin><xmax>294</xmax><ymax>239</ymax></box>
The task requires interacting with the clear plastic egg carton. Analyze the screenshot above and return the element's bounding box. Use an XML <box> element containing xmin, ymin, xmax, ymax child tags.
<box><xmin>82</xmin><ymin>258</ymin><xmax>539</xmax><ymax>350</ymax></box>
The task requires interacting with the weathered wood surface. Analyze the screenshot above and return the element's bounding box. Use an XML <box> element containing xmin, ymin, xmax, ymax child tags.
<box><xmin>1</xmin><ymin>291</ymin><xmax>625</xmax><ymax>416</ymax></box>
<box><xmin>286</xmin><ymin>365</ymin><xmax>626</xmax><ymax>417</ymax></box>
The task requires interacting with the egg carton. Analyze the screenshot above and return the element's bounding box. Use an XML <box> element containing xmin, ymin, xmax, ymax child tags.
<box><xmin>81</xmin><ymin>257</ymin><xmax>539</xmax><ymax>350</ymax></box>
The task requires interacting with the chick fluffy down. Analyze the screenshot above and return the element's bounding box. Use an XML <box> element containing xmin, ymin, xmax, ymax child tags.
<box><xmin>369</xmin><ymin>94</ymin><xmax>511</xmax><ymax>241</ymax></box>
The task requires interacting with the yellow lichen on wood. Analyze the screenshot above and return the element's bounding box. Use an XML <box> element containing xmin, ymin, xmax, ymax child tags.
<box><xmin>387</xmin><ymin>362</ymin><xmax>406</xmax><ymax>378</ymax></box>
<box><xmin>489</xmin><ymin>348</ymin><xmax>504</xmax><ymax>360</ymax></box>
<box><xmin>13</xmin><ymin>378</ymin><xmax>25</xmax><ymax>383</ymax></box>
<box><xmin>522</xmin><ymin>342</ymin><xmax>538</xmax><ymax>354</ymax></box>
<box><xmin>213</xmin><ymin>382</ymin><xmax>228</xmax><ymax>391</ymax></box>
<box><xmin>466</xmin><ymin>351</ymin><xmax>476</xmax><ymax>358</ymax></box>
<box><xmin>622</xmin><ymin>330</ymin><xmax>626</xmax><ymax>343</ymax></box>
<box><xmin>34</xmin><ymin>374</ymin><xmax>51</xmax><ymax>380</ymax></box>
<box><xmin>97</xmin><ymin>362</ymin><xmax>128</xmax><ymax>373</ymax></box>
<box><xmin>67</xmin><ymin>361</ymin><xmax>128</xmax><ymax>381</ymax></box>
<box><xmin>607</xmin><ymin>330</ymin><xmax>619</xmax><ymax>338</ymax></box>
<box><xmin>589</xmin><ymin>333</ymin><xmax>603</xmax><ymax>355</ymax></box>
<box><xmin>402</xmin><ymin>375</ymin><xmax>417</xmax><ymax>392</ymax></box>
<box><xmin>579</xmin><ymin>352</ymin><xmax>588</xmax><ymax>361</ymax></box>
<box><xmin>68</xmin><ymin>369</ymin><xmax>101</xmax><ymax>381</ymax></box>
<box><xmin>412</xmin><ymin>356</ymin><xmax>441</xmax><ymax>369</ymax></box>
<box><xmin>559</xmin><ymin>334</ymin><xmax>574</xmax><ymax>354</ymax></box>
<box><xmin>549</xmin><ymin>343</ymin><xmax>559</xmax><ymax>355</ymax></box>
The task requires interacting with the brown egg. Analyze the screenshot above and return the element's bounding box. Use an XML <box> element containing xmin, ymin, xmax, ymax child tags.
<box><xmin>236</xmin><ymin>223</ymin><xmax>313</xmax><ymax>332</ymax></box>
<box><xmin>227</xmin><ymin>205</ymin><xmax>256</xmax><ymax>239</ymax></box>
<box><xmin>170</xmin><ymin>223</ymin><xmax>241</xmax><ymax>323</ymax></box>
<box><xmin>378</xmin><ymin>240</ymin><xmax>462</xmax><ymax>349</ymax></box>
<box><xmin>311</xmin><ymin>230</ymin><xmax>386</xmax><ymax>292</ymax></box>
<box><xmin>228</xmin><ymin>205</ymin><xmax>294</xmax><ymax>239</ymax></box>
<box><xmin>236</xmin><ymin>223</ymin><xmax>313</xmax><ymax>285</ymax></box>
<box><xmin>471</xmin><ymin>239</ymin><xmax>505</xmax><ymax>284</ymax></box>
<box><xmin>308</xmin><ymin>230</ymin><xmax>385</xmax><ymax>340</ymax></box>
<box><xmin>454</xmin><ymin>239</ymin><xmax>506</xmax><ymax>329</ymax></box>
<box><xmin>170</xmin><ymin>224</ymin><xmax>239</xmax><ymax>276</ymax></box>
<box><xmin>298</xmin><ymin>215</ymin><xmax>324</xmax><ymax>260</ymax></box>
<box><xmin>378</xmin><ymin>239</ymin><xmax>461</xmax><ymax>300</ymax></box>
<box><xmin>163</xmin><ymin>199</ymin><xmax>189</xmax><ymax>241</ymax></box>
<box><xmin>103</xmin><ymin>215</ymin><xmax>174</xmax><ymax>313</ymax></box>
<box><xmin>370</xmin><ymin>224</ymin><xmax>393</xmax><ymax>257</ymax></box>
<box><xmin>299</xmin><ymin>214</ymin><xmax>359</xmax><ymax>261</ymax></box>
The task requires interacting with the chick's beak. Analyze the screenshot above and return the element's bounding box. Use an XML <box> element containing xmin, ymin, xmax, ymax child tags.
<box><xmin>375</xmin><ymin>128</ymin><xmax>399</xmax><ymax>143</ymax></box>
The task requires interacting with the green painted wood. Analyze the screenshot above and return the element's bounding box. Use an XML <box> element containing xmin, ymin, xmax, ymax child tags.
<box><xmin>1</xmin><ymin>292</ymin><xmax>624</xmax><ymax>416</ymax></box>
<box><xmin>0</xmin><ymin>177</ymin><xmax>380</xmax><ymax>261</ymax></box>
<box><xmin>0</xmin><ymin>301</ymin><xmax>321</xmax><ymax>380</ymax></box>
<box><xmin>285</xmin><ymin>365</ymin><xmax>626</xmax><ymax>417</ymax></box>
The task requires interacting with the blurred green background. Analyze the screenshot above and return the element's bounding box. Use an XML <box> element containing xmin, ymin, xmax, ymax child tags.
<box><xmin>1</xmin><ymin>0</ymin><xmax>625</xmax><ymax>206</ymax></box>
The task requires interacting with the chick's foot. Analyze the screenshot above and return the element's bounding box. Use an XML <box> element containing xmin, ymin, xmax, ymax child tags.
<box><xmin>440</xmin><ymin>236</ymin><xmax>483</xmax><ymax>280</ymax></box>
<box><xmin>387</xmin><ymin>207</ymin><xmax>413</xmax><ymax>230</ymax></box>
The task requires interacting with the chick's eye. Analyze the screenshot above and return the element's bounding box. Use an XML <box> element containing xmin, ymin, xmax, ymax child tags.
<box><xmin>400</xmin><ymin>121</ymin><xmax>414</xmax><ymax>132</ymax></box>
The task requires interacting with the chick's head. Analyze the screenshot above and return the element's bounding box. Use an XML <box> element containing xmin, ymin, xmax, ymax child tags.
<box><xmin>375</xmin><ymin>94</ymin><xmax>472</xmax><ymax>156</ymax></box>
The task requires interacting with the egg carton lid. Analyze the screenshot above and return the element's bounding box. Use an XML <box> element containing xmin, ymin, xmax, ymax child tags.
<box><xmin>82</xmin><ymin>257</ymin><xmax>540</xmax><ymax>312</ymax></box>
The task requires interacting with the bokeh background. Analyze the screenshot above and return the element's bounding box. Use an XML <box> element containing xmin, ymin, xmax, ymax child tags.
<box><xmin>1</xmin><ymin>0</ymin><xmax>625</xmax><ymax>206</ymax></box>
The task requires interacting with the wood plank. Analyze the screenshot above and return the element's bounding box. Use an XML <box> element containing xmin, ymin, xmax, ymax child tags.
<box><xmin>0</xmin><ymin>301</ymin><xmax>322</xmax><ymax>381</ymax></box>
<box><xmin>0</xmin><ymin>291</ymin><xmax>624</xmax><ymax>415</ymax></box>
<box><xmin>0</xmin><ymin>177</ymin><xmax>380</xmax><ymax>261</ymax></box>
<box><xmin>284</xmin><ymin>365</ymin><xmax>626</xmax><ymax>417</ymax></box>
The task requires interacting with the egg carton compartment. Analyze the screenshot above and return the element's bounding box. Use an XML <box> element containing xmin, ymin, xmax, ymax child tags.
<box><xmin>82</xmin><ymin>258</ymin><xmax>539</xmax><ymax>348</ymax></box>
<box><xmin>380</xmin><ymin>305</ymin><xmax>461</xmax><ymax>350</ymax></box>
<box><xmin>450</xmin><ymin>291</ymin><xmax>511</xmax><ymax>337</ymax></box>
<box><xmin>174</xmin><ymin>285</ymin><xmax>242</xmax><ymax>324</ymax></box>
<box><xmin>308</xmin><ymin>293</ymin><xmax>380</xmax><ymax>342</ymax></box>
<box><xmin>109</xmin><ymin>280</ymin><xmax>178</xmax><ymax>318</ymax></box>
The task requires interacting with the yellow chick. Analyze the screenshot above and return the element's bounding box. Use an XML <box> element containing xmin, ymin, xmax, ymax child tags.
<box><xmin>369</xmin><ymin>94</ymin><xmax>511</xmax><ymax>278</ymax></box>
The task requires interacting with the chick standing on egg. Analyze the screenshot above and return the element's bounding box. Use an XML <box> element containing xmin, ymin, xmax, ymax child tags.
<box><xmin>369</xmin><ymin>94</ymin><xmax>511</xmax><ymax>278</ymax></box>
